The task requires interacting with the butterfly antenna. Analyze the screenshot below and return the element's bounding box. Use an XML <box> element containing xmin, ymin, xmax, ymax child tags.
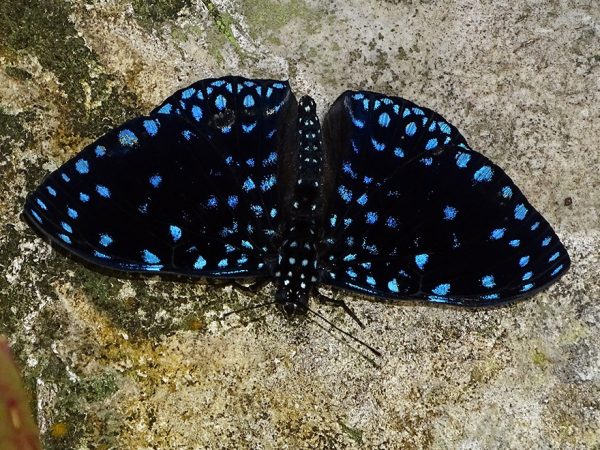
<box><xmin>307</xmin><ymin>307</ymin><xmax>382</xmax><ymax>357</ymax></box>
<box><xmin>221</xmin><ymin>300</ymin><xmax>278</xmax><ymax>318</ymax></box>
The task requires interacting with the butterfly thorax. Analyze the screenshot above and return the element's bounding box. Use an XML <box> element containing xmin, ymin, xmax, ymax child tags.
<box><xmin>274</xmin><ymin>96</ymin><xmax>323</xmax><ymax>316</ymax></box>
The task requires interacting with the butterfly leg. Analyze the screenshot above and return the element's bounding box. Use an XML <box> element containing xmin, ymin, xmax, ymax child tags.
<box><xmin>233</xmin><ymin>278</ymin><xmax>272</xmax><ymax>294</ymax></box>
<box><xmin>314</xmin><ymin>292</ymin><xmax>365</xmax><ymax>329</ymax></box>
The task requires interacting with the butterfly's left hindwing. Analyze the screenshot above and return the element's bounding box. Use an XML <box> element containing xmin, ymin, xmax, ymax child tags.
<box><xmin>319</xmin><ymin>90</ymin><xmax>570</xmax><ymax>305</ymax></box>
<box><xmin>24</xmin><ymin>77</ymin><xmax>297</xmax><ymax>277</ymax></box>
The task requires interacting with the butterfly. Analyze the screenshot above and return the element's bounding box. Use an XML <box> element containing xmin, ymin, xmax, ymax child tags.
<box><xmin>24</xmin><ymin>75</ymin><xmax>570</xmax><ymax>319</ymax></box>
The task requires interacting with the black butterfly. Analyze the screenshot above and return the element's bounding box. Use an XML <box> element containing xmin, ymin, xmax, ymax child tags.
<box><xmin>24</xmin><ymin>75</ymin><xmax>570</xmax><ymax>318</ymax></box>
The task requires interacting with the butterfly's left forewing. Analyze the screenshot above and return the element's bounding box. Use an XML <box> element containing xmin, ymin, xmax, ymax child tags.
<box><xmin>24</xmin><ymin>76</ymin><xmax>297</xmax><ymax>277</ymax></box>
<box><xmin>319</xmin><ymin>90</ymin><xmax>570</xmax><ymax>305</ymax></box>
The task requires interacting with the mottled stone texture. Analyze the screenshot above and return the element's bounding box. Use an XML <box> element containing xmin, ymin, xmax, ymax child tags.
<box><xmin>1</xmin><ymin>0</ymin><xmax>598</xmax><ymax>448</ymax></box>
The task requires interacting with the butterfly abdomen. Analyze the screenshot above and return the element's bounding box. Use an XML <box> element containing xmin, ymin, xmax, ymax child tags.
<box><xmin>274</xmin><ymin>96</ymin><xmax>324</xmax><ymax>315</ymax></box>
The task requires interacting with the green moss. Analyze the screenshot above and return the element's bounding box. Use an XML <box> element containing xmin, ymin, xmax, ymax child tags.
<box><xmin>339</xmin><ymin>421</ymin><xmax>363</xmax><ymax>444</ymax></box>
<box><xmin>240</xmin><ymin>0</ymin><xmax>321</xmax><ymax>44</ymax></box>
<box><xmin>0</xmin><ymin>0</ymin><xmax>139</xmax><ymax>138</ymax></box>
<box><xmin>532</xmin><ymin>348</ymin><xmax>550</xmax><ymax>369</ymax></box>
<box><xmin>132</xmin><ymin>0</ymin><xmax>193</xmax><ymax>29</ymax></box>
<box><xmin>4</xmin><ymin>65</ymin><xmax>33</xmax><ymax>81</ymax></box>
<box><xmin>202</xmin><ymin>0</ymin><xmax>240</xmax><ymax>49</ymax></box>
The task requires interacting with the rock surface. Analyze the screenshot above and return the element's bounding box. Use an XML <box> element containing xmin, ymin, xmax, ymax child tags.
<box><xmin>1</xmin><ymin>1</ymin><xmax>598</xmax><ymax>448</ymax></box>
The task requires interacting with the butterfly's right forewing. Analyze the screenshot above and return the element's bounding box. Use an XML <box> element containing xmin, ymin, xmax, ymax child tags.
<box><xmin>25</xmin><ymin>77</ymin><xmax>297</xmax><ymax>277</ymax></box>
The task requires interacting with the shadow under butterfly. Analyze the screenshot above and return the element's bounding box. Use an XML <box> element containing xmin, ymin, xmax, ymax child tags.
<box><xmin>24</xmin><ymin>76</ymin><xmax>570</xmax><ymax>352</ymax></box>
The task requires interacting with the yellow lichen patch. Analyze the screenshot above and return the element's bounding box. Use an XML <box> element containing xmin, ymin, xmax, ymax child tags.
<box><xmin>50</xmin><ymin>422</ymin><xmax>68</xmax><ymax>439</ymax></box>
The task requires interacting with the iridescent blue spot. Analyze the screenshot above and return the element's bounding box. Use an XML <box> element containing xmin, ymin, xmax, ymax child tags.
<box><xmin>264</xmin><ymin>152</ymin><xmax>277</xmax><ymax>166</ymax></box>
<box><xmin>428</xmin><ymin>295</ymin><xmax>448</xmax><ymax>303</ymax></box>
<box><xmin>481</xmin><ymin>275</ymin><xmax>495</xmax><ymax>288</ymax></box>
<box><xmin>329</xmin><ymin>215</ymin><xmax>337</xmax><ymax>227</ymax></box>
<box><xmin>170</xmin><ymin>225</ymin><xmax>182</xmax><ymax>242</ymax></box>
<box><xmin>362</xmin><ymin>98</ymin><xmax>369</xmax><ymax>110</ymax></box>
<box><xmin>99</xmin><ymin>234</ymin><xmax>113</xmax><ymax>247</ymax></box>
<box><xmin>551</xmin><ymin>264</ymin><xmax>564</xmax><ymax>277</ymax></box>
<box><xmin>378</xmin><ymin>112</ymin><xmax>391</xmax><ymax>127</ymax></box>
<box><xmin>192</xmin><ymin>105</ymin><xmax>203</xmax><ymax>121</ymax></box>
<box><xmin>366</xmin><ymin>276</ymin><xmax>376</xmax><ymax>286</ymax></box>
<box><xmin>388</xmin><ymin>279</ymin><xmax>399</xmax><ymax>293</ymax></box>
<box><xmin>519</xmin><ymin>255</ymin><xmax>530</xmax><ymax>267</ymax></box>
<box><xmin>386</xmin><ymin>217</ymin><xmax>398</xmax><ymax>228</ymax></box>
<box><xmin>46</xmin><ymin>186</ymin><xmax>57</xmax><ymax>196</ymax></box>
<box><xmin>243</xmin><ymin>94</ymin><xmax>255</xmax><ymax>108</ymax></box>
<box><xmin>344</xmin><ymin>218</ymin><xmax>352</xmax><ymax>228</ymax></box>
<box><xmin>455</xmin><ymin>152</ymin><xmax>471</xmax><ymax>168</ymax></box>
<box><xmin>361</xmin><ymin>262</ymin><xmax>372</xmax><ymax>270</ymax></box>
<box><xmin>61</xmin><ymin>222</ymin><xmax>72</xmax><ymax>233</ymax></box>
<box><xmin>242</xmin><ymin>122</ymin><xmax>257</xmax><ymax>133</ymax></box>
<box><xmin>402</xmin><ymin>108</ymin><xmax>410</xmax><ymax>118</ymax></box>
<box><xmin>243</xmin><ymin>177</ymin><xmax>256</xmax><ymax>192</ymax></box>
<box><xmin>474</xmin><ymin>166</ymin><xmax>493</xmax><ymax>182</ymax></box>
<box><xmin>245</xmin><ymin>158</ymin><xmax>255</xmax><ymax>167</ymax></box>
<box><xmin>218</xmin><ymin>258</ymin><xmax>228</xmax><ymax>268</ymax></box>
<box><xmin>194</xmin><ymin>255</ymin><xmax>207</xmax><ymax>270</ymax></box>
<box><xmin>394</xmin><ymin>147</ymin><xmax>404</xmax><ymax>158</ymax></box>
<box><xmin>432</xmin><ymin>283</ymin><xmax>450</xmax><ymax>295</ymax></box>
<box><xmin>549</xmin><ymin>251</ymin><xmax>560</xmax><ymax>262</ymax></box>
<box><xmin>405</xmin><ymin>122</ymin><xmax>417</xmax><ymax>136</ymax></box>
<box><xmin>95</xmin><ymin>146</ymin><xmax>106</xmax><ymax>157</ymax></box>
<box><xmin>482</xmin><ymin>293</ymin><xmax>499</xmax><ymax>300</ymax></box>
<box><xmin>531</xmin><ymin>221</ymin><xmax>540</xmax><ymax>231</ymax></box>
<box><xmin>237</xmin><ymin>255</ymin><xmax>248</xmax><ymax>265</ymax></box>
<box><xmin>183</xmin><ymin>130</ymin><xmax>193</xmax><ymax>140</ymax></box>
<box><xmin>181</xmin><ymin>87</ymin><xmax>195</xmax><ymax>99</ymax></box>
<box><xmin>366</xmin><ymin>211</ymin><xmax>378</xmax><ymax>224</ymax></box>
<box><xmin>58</xmin><ymin>233</ymin><xmax>71</xmax><ymax>244</ymax></box>
<box><xmin>521</xmin><ymin>283</ymin><xmax>534</xmax><ymax>292</ymax></box>
<box><xmin>251</xmin><ymin>205</ymin><xmax>263</xmax><ymax>216</ymax></box>
<box><xmin>273</xmin><ymin>82</ymin><xmax>285</xmax><ymax>89</ymax></box>
<box><xmin>142</xmin><ymin>250</ymin><xmax>160</xmax><ymax>264</ymax></box>
<box><xmin>352</xmin><ymin>117</ymin><xmax>364</xmax><ymax>128</ymax></box>
<box><xmin>371</xmin><ymin>138</ymin><xmax>385</xmax><ymax>151</ymax></box>
<box><xmin>119</xmin><ymin>129</ymin><xmax>138</xmax><ymax>147</ymax></box>
<box><xmin>338</xmin><ymin>185</ymin><xmax>352</xmax><ymax>203</ymax></box>
<box><xmin>415</xmin><ymin>253</ymin><xmax>428</xmax><ymax>270</ymax></box>
<box><xmin>420</xmin><ymin>157</ymin><xmax>433</xmax><ymax>166</ymax></box>
<box><xmin>501</xmin><ymin>186</ymin><xmax>513</xmax><ymax>199</ymax></box>
<box><xmin>514</xmin><ymin>203</ymin><xmax>528</xmax><ymax>220</ymax></box>
<box><xmin>363</xmin><ymin>176</ymin><xmax>373</xmax><ymax>184</ymax></box>
<box><xmin>490</xmin><ymin>228</ymin><xmax>506</xmax><ymax>240</ymax></box>
<box><xmin>94</xmin><ymin>251</ymin><xmax>110</xmax><ymax>259</ymax></box>
<box><xmin>425</xmin><ymin>138</ymin><xmax>438</xmax><ymax>150</ymax></box>
<box><xmin>241</xmin><ymin>240</ymin><xmax>253</xmax><ymax>250</ymax></box>
<box><xmin>207</xmin><ymin>196</ymin><xmax>218</xmax><ymax>208</ymax></box>
<box><xmin>439</xmin><ymin>122</ymin><xmax>451</xmax><ymax>134</ymax></box>
<box><xmin>211</xmin><ymin>80</ymin><xmax>225</xmax><ymax>87</ymax></box>
<box><xmin>352</xmin><ymin>93</ymin><xmax>364</xmax><ymax>100</ymax></box>
<box><xmin>509</xmin><ymin>239</ymin><xmax>520</xmax><ymax>247</ymax></box>
<box><xmin>541</xmin><ymin>236</ymin><xmax>551</xmax><ymax>246</ymax></box>
<box><xmin>79</xmin><ymin>193</ymin><xmax>89</xmax><ymax>202</ymax></box>
<box><xmin>67</xmin><ymin>208</ymin><xmax>79</xmax><ymax>219</ymax></box>
<box><xmin>30</xmin><ymin>210</ymin><xmax>42</xmax><ymax>223</ymax></box>
<box><xmin>346</xmin><ymin>268</ymin><xmax>357</xmax><ymax>278</ymax></box>
<box><xmin>343</xmin><ymin>254</ymin><xmax>357</xmax><ymax>263</ymax></box>
<box><xmin>158</xmin><ymin>104</ymin><xmax>172</xmax><ymax>114</ymax></box>
<box><xmin>143</xmin><ymin>119</ymin><xmax>159</xmax><ymax>136</ymax></box>
<box><xmin>412</xmin><ymin>107</ymin><xmax>424</xmax><ymax>115</ymax></box>
<box><xmin>270</xmin><ymin>208</ymin><xmax>277</xmax><ymax>218</ymax></box>
<box><xmin>357</xmin><ymin>194</ymin><xmax>368</xmax><ymax>206</ymax></box>
<box><xmin>227</xmin><ymin>195</ymin><xmax>238</xmax><ymax>208</ymax></box>
<box><xmin>443</xmin><ymin>206</ymin><xmax>457</xmax><ymax>220</ymax></box>
<box><xmin>215</xmin><ymin>95</ymin><xmax>227</xmax><ymax>110</ymax></box>
<box><xmin>260</xmin><ymin>175</ymin><xmax>276</xmax><ymax>192</ymax></box>
<box><xmin>96</xmin><ymin>185</ymin><xmax>110</xmax><ymax>198</ymax></box>
<box><xmin>149</xmin><ymin>174</ymin><xmax>162</xmax><ymax>188</ymax></box>
<box><xmin>75</xmin><ymin>159</ymin><xmax>89</xmax><ymax>174</ymax></box>
<box><xmin>266</xmin><ymin>87</ymin><xmax>273</xmax><ymax>98</ymax></box>
<box><xmin>522</xmin><ymin>271</ymin><xmax>533</xmax><ymax>281</ymax></box>
<box><xmin>267</xmin><ymin>129</ymin><xmax>276</xmax><ymax>139</ymax></box>
<box><xmin>61</xmin><ymin>173</ymin><xmax>70</xmax><ymax>182</ymax></box>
